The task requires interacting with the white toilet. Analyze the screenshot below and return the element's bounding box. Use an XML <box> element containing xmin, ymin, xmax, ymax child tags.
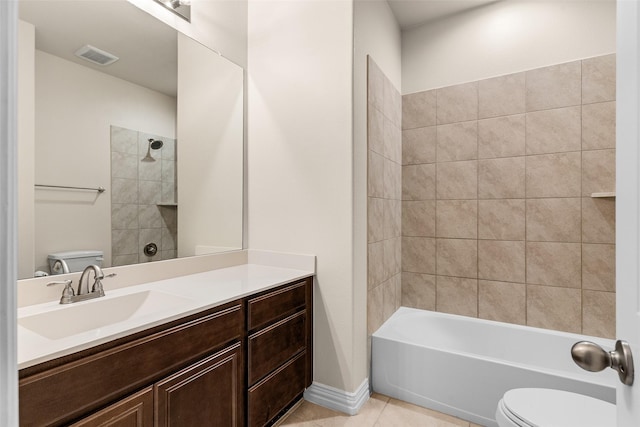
<box><xmin>495</xmin><ymin>388</ymin><xmax>615</xmax><ymax>427</ymax></box>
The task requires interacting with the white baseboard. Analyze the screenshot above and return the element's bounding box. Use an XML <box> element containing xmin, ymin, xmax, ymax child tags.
<box><xmin>303</xmin><ymin>378</ymin><xmax>370</xmax><ymax>416</ymax></box>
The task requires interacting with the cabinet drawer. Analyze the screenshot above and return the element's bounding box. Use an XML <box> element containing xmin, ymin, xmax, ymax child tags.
<box><xmin>247</xmin><ymin>280</ymin><xmax>307</xmax><ymax>331</ymax></box>
<box><xmin>248</xmin><ymin>311</ymin><xmax>306</xmax><ymax>385</ymax></box>
<box><xmin>20</xmin><ymin>302</ymin><xmax>243</xmax><ymax>427</ymax></box>
<box><xmin>248</xmin><ymin>351</ymin><xmax>306</xmax><ymax>427</ymax></box>
<box><xmin>70</xmin><ymin>387</ymin><xmax>153</xmax><ymax>427</ymax></box>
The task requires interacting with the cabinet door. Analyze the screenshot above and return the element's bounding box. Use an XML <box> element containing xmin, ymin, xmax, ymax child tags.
<box><xmin>155</xmin><ymin>342</ymin><xmax>243</xmax><ymax>427</ymax></box>
<box><xmin>70</xmin><ymin>387</ymin><xmax>153</xmax><ymax>427</ymax></box>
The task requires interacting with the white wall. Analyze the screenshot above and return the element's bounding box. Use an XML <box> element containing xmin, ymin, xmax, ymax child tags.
<box><xmin>128</xmin><ymin>0</ymin><xmax>247</xmax><ymax>68</ymax></box>
<box><xmin>32</xmin><ymin>50</ymin><xmax>175</xmax><ymax>274</ymax></box>
<box><xmin>18</xmin><ymin>21</ymin><xmax>35</xmax><ymax>279</ymax></box>
<box><xmin>247</xmin><ymin>0</ymin><xmax>358</xmax><ymax>392</ymax></box>
<box><xmin>402</xmin><ymin>0</ymin><xmax>616</xmax><ymax>94</ymax></box>
<box><xmin>353</xmin><ymin>0</ymin><xmax>401</xmax><ymax>382</ymax></box>
<box><xmin>177</xmin><ymin>33</ymin><xmax>243</xmax><ymax>257</ymax></box>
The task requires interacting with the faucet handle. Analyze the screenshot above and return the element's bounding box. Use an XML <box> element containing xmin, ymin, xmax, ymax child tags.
<box><xmin>47</xmin><ymin>280</ymin><xmax>75</xmax><ymax>304</ymax></box>
<box><xmin>104</xmin><ymin>273</ymin><xmax>117</xmax><ymax>279</ymax></box>
<box><xmin>46</xmin><ymin>279</ymin><xmax>72</xmax><ymax>287</ymax></box>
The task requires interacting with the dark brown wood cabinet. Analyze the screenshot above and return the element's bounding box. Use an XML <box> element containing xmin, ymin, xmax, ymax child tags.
<box><xmin>155</xmin><ymin>343</ymin><xmax>243</xmax><ymax>427</ymax></box>
<box><xmin>69</xmin><ymin>387</ymin><xmax>153</xmax><ymax>427</ymax></box>
<box><xmin>246</xmin><ymin>278</ymin><xmax>313</xmax><ymax>426</ymax></box>
<box><xmin>18</xmin><ymin>276</ymin><xmax>313</xmax><ymax>427</ymax></box>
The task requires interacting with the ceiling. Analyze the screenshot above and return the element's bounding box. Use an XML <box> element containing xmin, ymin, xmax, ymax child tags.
<box><xmin>387</xmin><ymin>0</ymin><xmax>498</xmax><ymax>29</ymax></box>
<box><xmin>19</xmin><ymin>1</ymin><xmax>178</xmax><ymax>97</ymax></box>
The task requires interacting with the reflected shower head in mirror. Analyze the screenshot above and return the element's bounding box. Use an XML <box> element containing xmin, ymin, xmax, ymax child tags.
<box><xmin>141</xmin><ymin>138</ymin><xmax>164</xmax><ymax>162</ymax></box>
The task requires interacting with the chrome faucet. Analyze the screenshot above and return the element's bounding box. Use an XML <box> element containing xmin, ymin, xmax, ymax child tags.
<box><xmin>78</xmin><ymin>264</ymin><xmax>105</xmax><ymax>297</ymax></box>
<box><xmin>46</xmin><ymin>265</ymin><xmax>116</xmax><ymax>304</ymax></box>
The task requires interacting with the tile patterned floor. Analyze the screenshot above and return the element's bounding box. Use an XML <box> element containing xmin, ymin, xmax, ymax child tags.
<box><xmin>277</xmin><ymin>394</ymin><xmax>485</xmax><ymax>427</ymax></box>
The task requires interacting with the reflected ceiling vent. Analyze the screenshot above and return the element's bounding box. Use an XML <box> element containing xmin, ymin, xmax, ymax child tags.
<box><xmin>74</xmin><ymin>45</ymin><xmax>119</xmax><ymax>66</ymax></box>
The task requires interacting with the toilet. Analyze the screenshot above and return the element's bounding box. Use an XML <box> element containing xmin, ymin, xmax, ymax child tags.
<box><xmin>47</xmin><ymin>250</ymin><xmax>104</xmax><ymax>275</ymax></box>
<box><xmin>496</xmin><ymin>388</ymin><xmax>615</xmax><ymax>427</ymax></box>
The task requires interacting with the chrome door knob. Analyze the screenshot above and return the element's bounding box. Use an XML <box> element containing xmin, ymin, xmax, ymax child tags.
<box><xmin>571</xmin><ymin>340</ymin><xmax>635</xmax><ymax>386</ymax></box>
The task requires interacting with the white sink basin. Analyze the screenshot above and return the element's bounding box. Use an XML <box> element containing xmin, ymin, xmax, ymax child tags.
<box><xmin>19</xmin><ymin>290</ymin><xmax>194</xmax><ymax>340</ymax></box>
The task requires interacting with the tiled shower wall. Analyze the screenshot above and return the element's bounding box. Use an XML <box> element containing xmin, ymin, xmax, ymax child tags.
<box><xmin>367</xmin><ymin>57</ymin><xmax>402</xmax><ymax>336</ymax></box>
<box><xmin>400</xmin><ymin>54</ymin><xmax>616</xmax><ymax>338</ymax></box>
<box><xmin>110</xmin><ymin>126</ymin><xmax>178</xmax><ymax>266</ymax></box>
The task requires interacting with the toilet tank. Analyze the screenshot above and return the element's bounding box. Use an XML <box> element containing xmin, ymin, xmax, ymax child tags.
<box><xmin>48</xmin><ymin>250</ymin><xmax>104</xmax><ymax>275</ymax></box>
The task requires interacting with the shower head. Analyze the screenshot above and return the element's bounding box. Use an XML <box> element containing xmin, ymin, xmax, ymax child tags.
<box><xmin>150</xmin><ymin>139</ymin><xmax>163</xmax><ymax>150</ymax></box>
<box><xmin>141</xmin><ymin>138</ymin><xmax>163</xmax><ymax>162</ymax></box>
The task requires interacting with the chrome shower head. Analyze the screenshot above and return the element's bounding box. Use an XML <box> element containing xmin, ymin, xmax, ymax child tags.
<box><xmin>141</xmin><ymin>138</ymin><xmax>163</xmax><ymax>162</ymax></box>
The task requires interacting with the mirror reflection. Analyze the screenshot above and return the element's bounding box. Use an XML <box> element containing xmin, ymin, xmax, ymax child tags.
<box><xmin>17</xmin><ymin>1</ymin><xmax>244</xmax><ymax>279</ymax></box>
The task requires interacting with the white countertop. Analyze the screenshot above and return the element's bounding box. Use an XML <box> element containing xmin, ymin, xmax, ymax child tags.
<box><xmin>18</xmin><ymin>263</ymin><xmax>313</xmax><ymax>369</ymax></box>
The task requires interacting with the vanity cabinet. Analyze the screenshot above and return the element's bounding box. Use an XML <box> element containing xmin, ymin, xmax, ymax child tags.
<box><xmin>18</xmin><ymin>276</ymin><xmax>313</xmax><ymax>427</ymax></box>
<box><xmin>246</xmin><ymin>279</ymin><xmax>313</xmax><ymax>426</ymax></box>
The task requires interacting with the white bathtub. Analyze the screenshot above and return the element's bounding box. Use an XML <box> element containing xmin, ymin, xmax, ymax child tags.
<box><xmin>372</xmin><ymin>307</ymin><xmax>617</xmax><ymax>427</ymax></box>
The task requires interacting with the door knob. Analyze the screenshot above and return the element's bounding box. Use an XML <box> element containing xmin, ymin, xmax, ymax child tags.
<box><xmin>571</xmin><ymin>340</ymin><xmax>634</xmax><ymax>386</ymax></box>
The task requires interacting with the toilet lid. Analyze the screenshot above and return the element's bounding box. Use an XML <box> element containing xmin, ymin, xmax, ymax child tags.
<box><xmin>502</xmin><ymin>388</ymin><xmax>615</xmax><ymax>427</ymax></box>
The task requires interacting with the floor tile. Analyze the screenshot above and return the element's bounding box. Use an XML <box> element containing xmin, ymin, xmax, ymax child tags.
<box><xmin>281</xmin><ymin>394</ymin><xmax>472</xmax><ymax>427</ymax></box>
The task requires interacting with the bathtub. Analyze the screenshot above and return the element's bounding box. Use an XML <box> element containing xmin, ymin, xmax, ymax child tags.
<box><xmin>372</xmin><ymin>307</ymin><xmax>617</xmax><ymax>427</ymax></box>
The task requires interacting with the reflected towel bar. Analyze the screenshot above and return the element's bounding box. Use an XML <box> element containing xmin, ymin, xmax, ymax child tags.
<box><xmin>35</xmin><ymin>184</ymin><xmax>106</xmax><ymax>193</ymax></box>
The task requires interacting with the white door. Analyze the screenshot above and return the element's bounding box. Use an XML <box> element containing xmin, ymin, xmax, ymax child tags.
<box><xmin>617</xmin><ymin>1</ymin><xmax>640</xmax><ymax>425</ymax></box>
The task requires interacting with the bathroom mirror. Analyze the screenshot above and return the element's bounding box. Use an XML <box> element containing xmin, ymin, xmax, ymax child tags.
<box><xmin>17</xmin><ymin>0</ymin><xmax>244</xmax><ymax>279</ymax></box>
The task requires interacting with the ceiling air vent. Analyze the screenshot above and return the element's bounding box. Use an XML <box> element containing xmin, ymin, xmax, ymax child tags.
<box><xmin>74</xmin><ymin>45</ymin><xmax>119</xmax><ymax>66</ymax></box>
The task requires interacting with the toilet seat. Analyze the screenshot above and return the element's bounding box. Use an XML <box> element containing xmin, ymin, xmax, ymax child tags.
<box><xmin>496</xmin><ymin>388</ymin><xmax>615</xmax><ymax>427</ymax></box>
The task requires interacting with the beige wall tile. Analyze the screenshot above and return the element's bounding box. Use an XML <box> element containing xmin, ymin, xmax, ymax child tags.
<box><xmin>403</xmin><ymin>126</ymin><xmax>436</xmax><ymax>165</ymax></box>
<box><xmin>382</xmin><ymin>199</ymin><xmax>393</xmax><ymax>240</ymax></box>
<box><xmin>436</xmin><ymin>276</ymin><xmax>478</xmax><ymax>317</ymax></box>
<box><xmin>437</xmin><ymin>82</ymin><xmax>478</xmax><ymax>124</ymax></box>
<box><xmin>367</xmin><ymin>57</ymin><xmax>384</xmax><ymax>112</ymax></box>
<box><xmin>382</xmin><ymin>275</ymin><xmax>398</xmax><ymax>321</ymax></box>
<box><xmin>402</xmin><ymin>200</ymin><xmax>436</xmax><ymax>237</ymax></box>
<box><xmin>478</xmin><ymin>199</ymin><xmax>525</xmax><ymax>240</ymax></box>
<box><xmin>478</xmin><ymin>280</ymin><xmax>526</xmax><ymax>324</ymax></box>
<box><xmin>583</xmin><ymin>102</ymin><xmax>616</xmax><ymax>150</ymax></box>
<box><xmin>478</xmin><ymin>240</ymin><xmax>525</xmax><ymax>283</ymax></box>
<box><xmin>526</xmin><ymin>152</ymin><xmax>581</xmax><ymax>198</ymax></box>
<box><xmin>368</xmin><ymin>106</ymin><xmax>384</xmax><ymax>155</ymax></box>
<box><xmin>384</xmin><ymin>76</ymin><xmax>402</xmax><ymax>128</ymax></box>
<box><xmin>582</xmin><ymin>54</ymin><xmax>616</xmax><ymax>104</ymax></box>
<box><xmin>582</xmin><ymin>243</ymin><xmax>615</xmax><ymax>292</ymax></box>
<box><xmin>478</xmin><ymin>157</ymin><xmax>525</xmax><ymax>199</ymax></box>
<box><xmin>479</xmin><ymin>72</ymin><xmax>526</xmax><ymax>119</ymax></box>
<box><xmin>368</xmin><ymin>150</ymin><xmax>384</xmax><ymax>198</ymax></box>
<box><xmin>436</xmin><ymin>200</ymin><xmax>477</xmax><ymax>239</ymax></box>
<box><xmin>403</xmin><ymin>90</ymin><xmax>436</xmax><ymax>130</ymax></box>
<box><xmin>436</xmin><ymin>160</ymin><xmax>478</xmax><ymax>200</ymax></box>
<box><xmin>526</xmin><ymin>242</ymin><xmax>581</xmax><ymax>288</ymax></box>
<box><xmin>437</xmin><ymin>238</ymin><xmax>478</xmax><ymax>278</ymax></box>
<box><xmin>384</xmin><ymin>238</ymin><xmax>402</xmax><ymax>279</ymax></box>
<box><xmin>383</xmin><ymin>158</ymin><xmax>401</xmax><ymax>200</ymax></box>
<box><xmin>526</xmin><ymin>198</ymin><xmax>581</xmax><ymax>242</ymax></box>
<box><xmin>582</xmin><ymin>197</ymin><xmax>615</xmax><ymax>244</ymax></box>
<box><xmin>436</xmin><ymin>121</ymin><xmax>478</xmax><ymax>162</ymax></box>
<box><xmin>582</xmin><ymin>149</ymin><xmax>615</xmax><ymax>196</ymax></box>
<box><xmin>478</xmin><ymin>114</ymin><xmax>526</xmax><ymax>159</ymax></box>
<box><xmin>368</xmin><ymin>241</ymin><xmax>385</xmax><ymax>289</ymax></box>
<box><xmin>367</xmin><ymin>284</ymin><xmax>384</xmax><ymax>335</ymax></box>
<box><xmin>368</xmin><ymin>197</ymin><xmax>384</xmax><ymax>243</ymax></box>
<box><xmin>527</xmin><ymin>285</ymin><xmax>581</xmax><ymax>333</ymax></box>
<box><xmin>403</xmin><ymin>163</ymin><xmax>435</xmax><ymax>200</ymax></box>
<box><xmin>402</xmin><ymin>237</ymin><xmax>436</xmax><ymax>274</ymax></box>
<box><xmin>526</xmin><ymin>61</ymin><xmax>581</xmax><ymax>111</ymax></box>
<box><xmin>526</xmin><ymin>106</ymin><xmax>581</xmax><ymax>155</ymax></box>
<box><xmin>384</xmin><ymin>116</ymin><xmax>402</xmax><ymax>164</ymax></box>
<box><xmin>583</xmin><ymin>290</ymin><xmax>615</xmax><ymax>339</ymax></box>
<box><xmin>402</xmin><ymin>272</ymin><xmax>436</xmax><ymax>310</ymax></box>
